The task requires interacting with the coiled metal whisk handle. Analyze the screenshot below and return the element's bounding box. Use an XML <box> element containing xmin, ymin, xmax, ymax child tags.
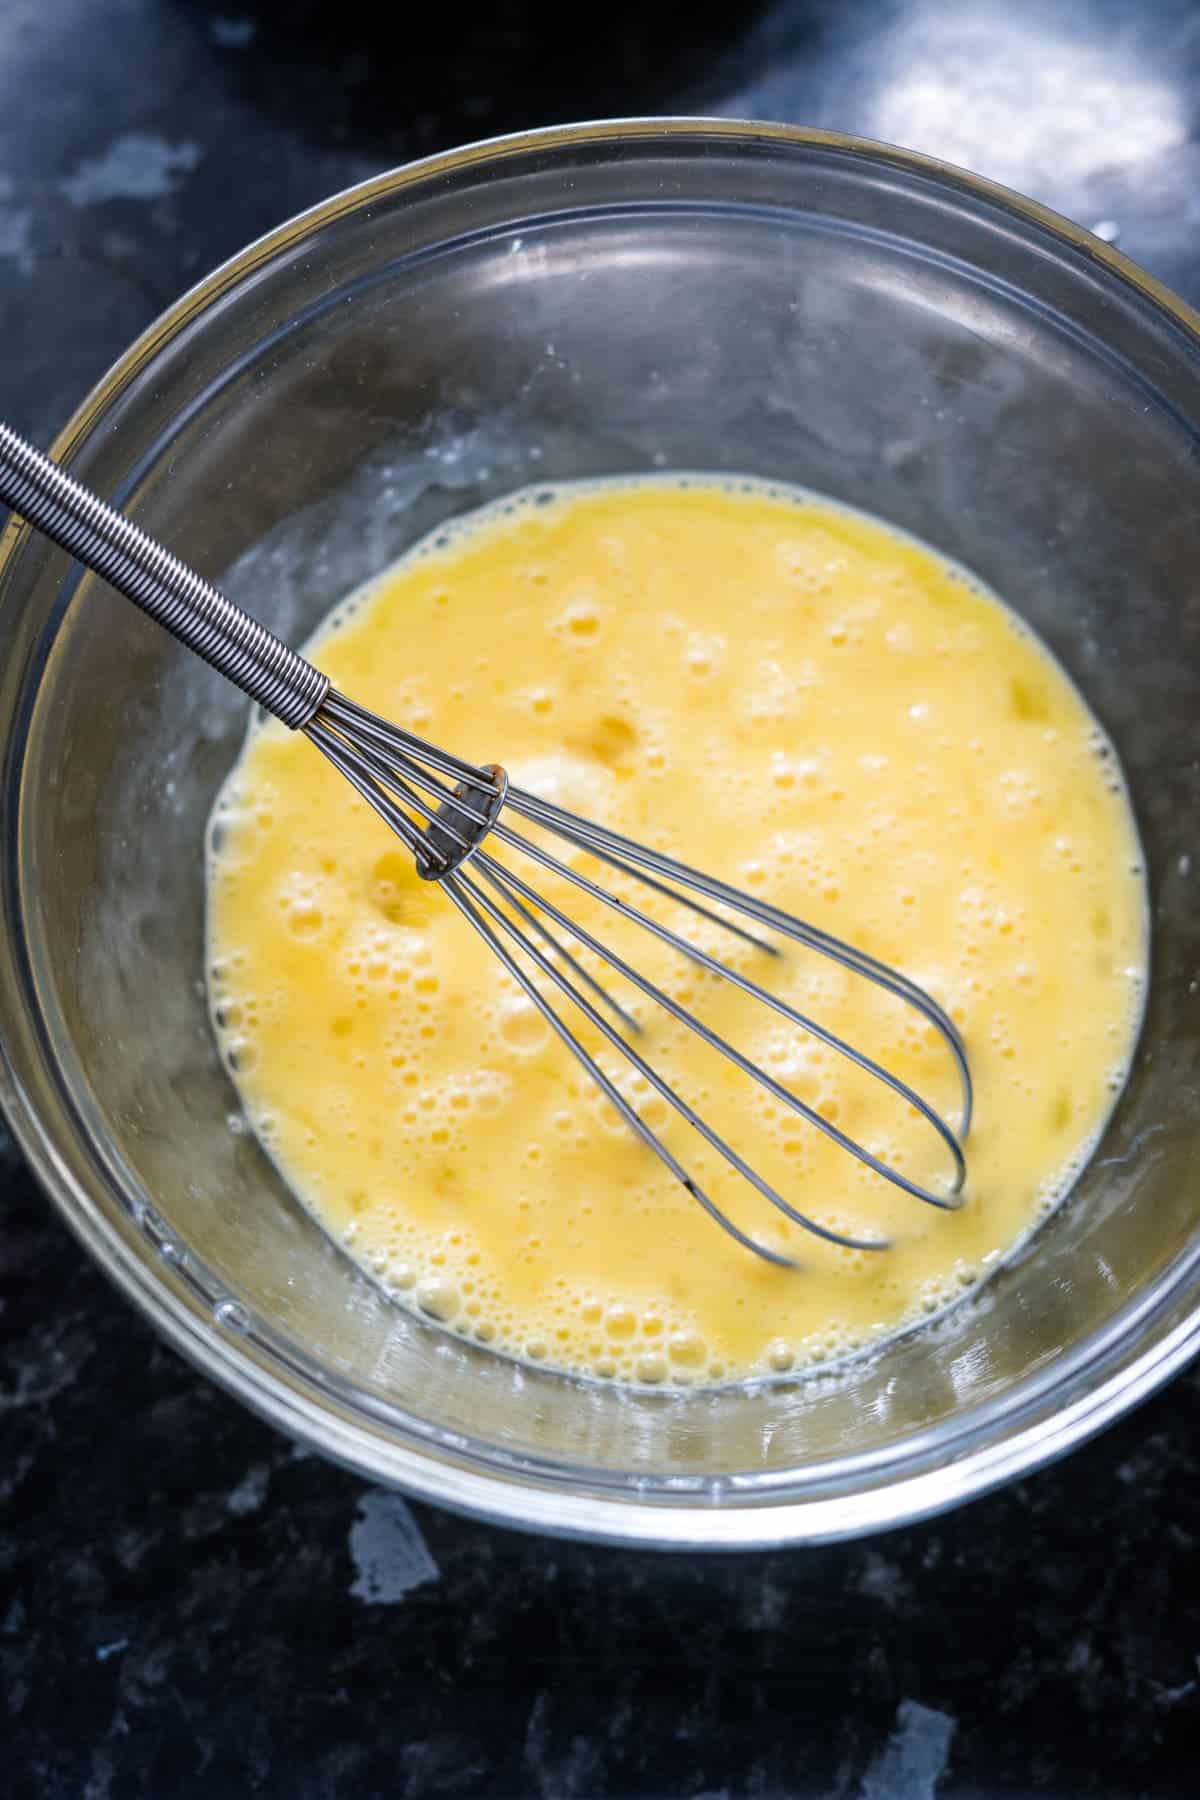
<box><xmin>0</xmin><ymin>421</ymin><xmax>329</xmax><ymax>730</ymax></box>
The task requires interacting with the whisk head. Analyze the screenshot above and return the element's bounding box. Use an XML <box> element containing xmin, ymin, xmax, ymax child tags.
<box><xmin>307</xmin><ymin>689</ymin><xmax>972</xmax><ymax>1267</ymax></box>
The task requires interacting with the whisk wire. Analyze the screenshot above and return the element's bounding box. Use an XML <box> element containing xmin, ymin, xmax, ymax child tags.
<box><xmin>476</xmin><ymin>843</ymin><xmax>963</xmax><ymax>1214</ymax></box>
<box><xmin>451</xmin><ymin>864</ymin><xmax>852</xmax><ymax>1264</ymax></box>
<box><xmin>321</xmin><ymin>691</ymin><xmax>482</xmax><ymax>786</ymax></box>
<box><xmin>307</xmin><ymin>722</ymin><xmax>430</xmax><ymax>862</ymax></box>
<box><xmin>528</xmin><ymin>818</ymin><xmax>783</xmax><ymax>958</ymax></box>
<box><xmin>470</xmin><ymin>859</ymin><xmax>889</xmax><ymax>1252</ymax></box>
<box><xmin>510</xmin><ymin>790</ymin><xmax>972</xmax><ymax>1127</ymax></box>
<box><xmin>479</xmin><ymin>873</ymin><xmax>642</xmax><ymax>1035</ymax></box>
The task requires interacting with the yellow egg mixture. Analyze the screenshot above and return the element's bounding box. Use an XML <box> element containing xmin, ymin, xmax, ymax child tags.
<box><xmin>207</xmin><ymin>478</ymin><xmax>1145</xmax><ymax>1384</ymax></box>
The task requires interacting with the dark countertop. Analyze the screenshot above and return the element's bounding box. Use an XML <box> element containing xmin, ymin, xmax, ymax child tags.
<box><xmin>2</xmin><ymin>2</ymin><xmax>1199</xmax><ymax>1795</ymax></box>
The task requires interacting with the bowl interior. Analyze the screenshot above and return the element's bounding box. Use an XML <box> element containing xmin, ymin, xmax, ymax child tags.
<box><xmin>2</xmin><ymin>128</ymin><xmax>1199</xmax><ymax>1524</ymax></box>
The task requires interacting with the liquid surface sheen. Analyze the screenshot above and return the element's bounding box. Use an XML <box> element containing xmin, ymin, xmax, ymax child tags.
<box><xmin>207</xmin><ymin>479</ymin><xmax>1145</xmax><ymax>1385</ymax></box>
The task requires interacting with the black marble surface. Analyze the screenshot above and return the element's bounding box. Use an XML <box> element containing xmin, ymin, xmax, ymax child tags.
<box><xmin>3</xmin><ymin>2</ymin><xmax>1199</xmax><ymax>1794</ymax></box>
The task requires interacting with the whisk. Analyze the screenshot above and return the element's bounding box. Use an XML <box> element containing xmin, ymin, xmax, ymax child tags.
<box><xmin>0</xmin><ymin>421</ymin><xmax>972</xmax><ymax>1266</ymax></box>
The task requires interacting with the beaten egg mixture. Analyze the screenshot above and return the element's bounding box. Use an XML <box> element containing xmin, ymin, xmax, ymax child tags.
<box><xmin>207</xmin><ymin>478</ymin><xmax>1145</xmax><ymax>1384</ymax></box>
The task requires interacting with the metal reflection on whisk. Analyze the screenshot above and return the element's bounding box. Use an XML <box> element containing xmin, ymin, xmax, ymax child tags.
<box><xmin>0</xmin><ymin>419</ymin><xmax>973</xmax><ymax>1270</ymax></box>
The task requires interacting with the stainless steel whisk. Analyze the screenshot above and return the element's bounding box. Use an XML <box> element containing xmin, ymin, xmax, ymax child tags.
<box><xmin>0</xmin><ymin>421</ymin><xmax>972</xmax><ymax>1265</ymax></box>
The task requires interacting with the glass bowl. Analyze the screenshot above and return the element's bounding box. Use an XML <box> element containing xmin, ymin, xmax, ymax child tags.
<box><xmin>2</xmin><ymin>120</ymin><xmax>1198</xmax><ymax>1549</ymax></box>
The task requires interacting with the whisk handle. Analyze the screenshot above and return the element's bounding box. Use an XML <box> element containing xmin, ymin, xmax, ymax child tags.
<box><xmin>0</xmin><ymin>421</ymin><xmax>329</xmax><ymax>730</ymax></box>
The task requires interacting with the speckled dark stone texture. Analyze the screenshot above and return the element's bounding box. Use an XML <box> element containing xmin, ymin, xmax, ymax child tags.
<box><xmin>2</xmin><ymin>2</ymin><xmax>1198</xmax><ymax>1794</ymax></box>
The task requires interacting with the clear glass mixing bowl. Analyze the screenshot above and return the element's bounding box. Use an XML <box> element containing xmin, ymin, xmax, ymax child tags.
<box><xmin>2</xmin><ymin>121</ymin><xmax>1198</xmax><ymax>1547</ymax></box>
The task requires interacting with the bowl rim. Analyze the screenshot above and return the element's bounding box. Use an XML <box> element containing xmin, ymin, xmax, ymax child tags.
<box><xmin>3</xmin><ymin>115</ymin><xmax>1198</xmax><ymax>1548</ymax></box>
